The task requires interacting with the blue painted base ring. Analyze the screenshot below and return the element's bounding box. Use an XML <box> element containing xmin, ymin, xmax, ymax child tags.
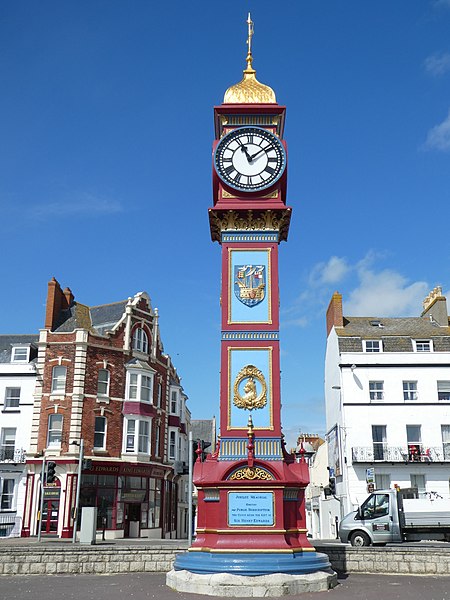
<box><xmin>174</xmin><ymin>550</ymin><xmax>332</xmax><ymax>576</ymax></box>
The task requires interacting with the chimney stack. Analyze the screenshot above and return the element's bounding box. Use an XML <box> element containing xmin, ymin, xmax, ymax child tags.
<box><xmin>326</xmin><ymin>292</ymin><xmax>344</xmax><ymax>336</ymax></box>
<box><xmin>44</xmin><ymin>278</ymin><xmax>73</xmax><ymax>331</ymax></box>
<box><xmin>421</xmin><ymin>286</ymin><xmax>448</xmax><ymax>326</ymax></box>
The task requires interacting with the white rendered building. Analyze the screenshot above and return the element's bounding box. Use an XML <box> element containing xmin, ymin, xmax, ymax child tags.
<box><xmin>325</xmin><ymin>287</ymin><xmax>450</xmax><ymax>521</ymax></box>
<box><xmin>0</xmin><ymin>336</ymin><xmax>38</xmax><ymax>537</ymax></box>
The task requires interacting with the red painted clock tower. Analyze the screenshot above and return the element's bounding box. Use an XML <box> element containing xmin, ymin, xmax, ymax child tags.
<box><xmin>172</xmin><ymin>15</ymin><xmax>332</xmax><ymax>579</ymax></box>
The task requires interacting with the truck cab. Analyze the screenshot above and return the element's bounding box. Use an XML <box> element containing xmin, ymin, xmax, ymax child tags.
<box><xmin>339</xmin><ymin>490</ymin><xmax>402</xmax><ymax>546</ymax></box>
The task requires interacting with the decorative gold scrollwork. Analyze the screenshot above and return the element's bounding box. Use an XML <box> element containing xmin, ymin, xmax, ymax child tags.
<box><xmin>229</xmin><ymin>466</ymin><xmax>274</xmax><ymax>481</ymax></box>
<box><xmin>233</xmin><ymin>365</ymin><xmax>267</xmax><ymax>410</ymax></box>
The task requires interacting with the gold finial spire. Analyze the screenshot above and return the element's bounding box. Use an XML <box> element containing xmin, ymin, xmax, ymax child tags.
<box><xmin>223</xmin><ymin>14</ymin><xmax>276</xmax><ymax>104</ymax></box>
<box><xmin>245</xmin><ymin>13</ymin><xmax>255</xmax><ymax>74</ymax></box>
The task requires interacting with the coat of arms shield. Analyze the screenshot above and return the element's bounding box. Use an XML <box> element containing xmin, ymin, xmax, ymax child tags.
<box><xmin>234</xmin><ymin>265</ymin><xmax>266</xmax><ymax>307</ymax></box>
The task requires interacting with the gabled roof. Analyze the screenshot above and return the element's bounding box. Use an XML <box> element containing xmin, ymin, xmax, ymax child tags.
<box><xmin>53</xmin><ymin>300</ymin><xmax>128</xmax><ymax>335</ymax></box>
<box><xmin>336</xmin><ymin>316</ymin><xmax>450</xmax><ymax>339</ymax></box>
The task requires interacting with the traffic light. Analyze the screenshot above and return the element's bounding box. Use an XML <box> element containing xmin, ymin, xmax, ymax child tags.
<box><xmin>46</xmin><ymin>461</ymin><xmax>57</xmax><ymax>484</ymax></box>
<box><xmin>193</xmin><ymin>440</ymin><xmax>211</xmax><ymax>463</ymax></box>
<box><xmin>329</xmin><ymin>477</ymin><xmax>336</xmax><ymax>496</ymax></box>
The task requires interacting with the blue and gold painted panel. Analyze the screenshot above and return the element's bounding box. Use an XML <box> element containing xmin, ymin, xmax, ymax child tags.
<box><xmin>228</xmin><ymin>248</ymin><xmax>271</xmax><ymax>324</ymax></box>
<box><xmin>228</xmin><ymin>347</ymin><xmax>273</xmax><ymax>430</ymax></box>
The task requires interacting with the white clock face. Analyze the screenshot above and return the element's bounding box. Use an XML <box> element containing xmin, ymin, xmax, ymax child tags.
<box><xmin>215</xmin><ymin>127</ymin><xmax>286</xmax><ymax>192</ymax></box>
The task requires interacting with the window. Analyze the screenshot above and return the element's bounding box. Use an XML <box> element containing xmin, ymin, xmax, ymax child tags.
<box><xmin>124</xmin><ymin>417</ymin><xmax>151</xmax><ymax>454</ymax></box>
<box><xmin>0</xmin><ymin>479</ymin><xmax>14</xmax><ymax>510</ymax></box>
<box><xmin>170</xmin><ymin>390</ymin><xmax>178</xmax><ymax>414</ymax></box>
<box><xmin>369</xmin><ymin>381</ymin><xmax>384</xmax><ymax>402</ymax></box>
<box><xmin>407</xmin><ymin>425</ymin><xmax>422</xmax><ymax>461</ymax></box>
<box><xmin>97</xmin><ymin>369</ymin><xmax>110</xmax><ymax>397</ymax></box>
<box><xmin>138</xmin><ymin>421</ymin><xmax>150</xmax><ymax>453</ymax></box>
<box><xmin>437</xmin><ymin>381</ymin><xmax>450</xmax><ymax>401</ymax></box>
<box><xmin>375</xmin><ymin>474</ymin><xmax>391</xmax><ymax>491</ymax></box>
<box><xmin>157</xmin><ymin>382</ymin><xmax>162</xmax><ymax>408</ymax></box>
<box><xmin>94</xmin><ymin>416</ymin><xmax>106</xmax><ymax>449</ymax></box>
<box><xmin>414</xmin><ymin>340</ymin><xmax>432</xmax><ymax>352</ymax></box>
<box><xmin>155</xmin><ymin>425</ymin><xmax>160</xmax><ymax>456</ymax></box>
<box><xmin>372</xmin><ymin>425</ymin><xmax>387</xmax><ymax>460</ymax></box>
<box><xmin>364</xmin><ymin>340</ymin><xmax>381</xmax><ymax>352</ymax></box>
<box><xmin>441</xmin><ymin>425</ymin><xmax>450</xmax><ymax>460</ymax></box>
<box><xmin>403</xmin><ymin>381</ymin><xmax>418</xmax><ymax>401</ymax></box>
<box><xmin>126</xmin><ymin>420</ymin><xmax>136</xmax><ymax>452</ymax></box>
<box><xmin>47</xmin><ymin>414</ymin><xmax>63</xmax><ymax>448</ymax></box>
<box><xmin>410</xmin><ymin>473</ymin><xmax>426</xmax><ymax>498</ymax></box>
<box><xmin>141</xmin><ymin>376</ymin><xmax>152</xmax><ymax>402</ymax></box>
<box><xmin>4</xmin><ymin>387</ymin><xmax>20</xmax><ymax>409</ymax></box>
<box><xmin>12</xmin><ymin>347</ymin><xmax>28</xmax><ymax>362</ymax></box>
<box><xmin>51</xmin><ymin>366</ymin><xmax>67</xmax><ymax>393</ymax></box>
<box><xmin>359</xmin><ymin>493</ymin><xmax>390</xmax><ymax>520</ymax></box>
<box><xmin>132</xmin><ymin>327</ymin><xmax>148</xmax><ymax>354</ymax></box>
<box><xmin>127</xmin><ymin>371</ymin><xmax>153</xmax><ymax>403</ymax></box>
<box><xmin>169</xmin><ymin>430</ymin><xmax>176</xmax><ymax>460</ymax></box>
<box><xmin>0</xmin><ymin>428</ymin><xmax>16</xmax><ymax>461</ymax></box>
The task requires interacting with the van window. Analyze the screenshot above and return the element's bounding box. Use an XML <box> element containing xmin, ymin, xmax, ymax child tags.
<box><xmin>360</xmin><ymin>494</ymin><xmax>389</xmax><ymax>520</ymax></box>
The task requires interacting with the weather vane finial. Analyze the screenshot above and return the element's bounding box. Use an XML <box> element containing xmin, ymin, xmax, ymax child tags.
<box><xmin>245</xmin><ymin>12</ymin><xmax>255</xmax><ymax>73</ymax></box>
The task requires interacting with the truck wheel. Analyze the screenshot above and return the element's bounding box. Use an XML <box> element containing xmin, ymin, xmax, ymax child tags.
<box><xmin>349</xmin><ymin>531</ymin><xmax>371</xmax><ymax>547</ymax></box>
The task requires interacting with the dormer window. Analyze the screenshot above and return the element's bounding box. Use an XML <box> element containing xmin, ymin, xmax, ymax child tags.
<box><xmin>133</xmin><ymin>327</ymin><xmax>148</xmax><ymax>354</ymax></box>
<box><xmin>11</xmin><ymin>346</ymin><xmax>29</xmax><ymax>362</ymax></box>
<box><xmin>364</xmin><ymin>340</ymin><xmax>381</xmax><ymax>353</ymax></box>
<box><xmin>414</xmin><ymin>340</ymin><xmax>432</xmax><ymax>352</ymax></box>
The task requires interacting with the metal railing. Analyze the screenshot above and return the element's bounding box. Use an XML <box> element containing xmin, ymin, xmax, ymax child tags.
<box><xmin>0</xmin><ymin>447</ymin><xmax>26</xmax><ymax>463</ymax></box>
<box><xmin>352</xmin><ymin>446</ymin><xmax>450</xmax><ymax>463</ymax></box>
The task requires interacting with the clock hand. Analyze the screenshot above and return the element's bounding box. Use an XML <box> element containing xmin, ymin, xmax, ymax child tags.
<box><xmin>249</xmin><ymin>146</ymin><xmax>269</xmax><ymax>161</ymax></box>
<box><xmin>239</xmin><ymin>144</ymin><xmax>252</xmax><ymax>162</ymax></box>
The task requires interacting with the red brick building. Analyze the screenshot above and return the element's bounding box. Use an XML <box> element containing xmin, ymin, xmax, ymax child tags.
<box><xmin>23</xmin><ymin>278</ymin><xmax>189</xmax><ymax>539</ymax></box>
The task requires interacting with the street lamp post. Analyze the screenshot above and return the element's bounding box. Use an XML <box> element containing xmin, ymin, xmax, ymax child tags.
<box><xmin>72</xmin><ymin>439</ymin><xmax>84</xmax><ymax>544</ymax></box>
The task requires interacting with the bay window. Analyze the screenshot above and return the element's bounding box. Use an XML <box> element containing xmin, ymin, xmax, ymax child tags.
<box><xmin>124</xmin><ymin>417</ymin><xmax>152</xmax><ymax>454</ymax></box>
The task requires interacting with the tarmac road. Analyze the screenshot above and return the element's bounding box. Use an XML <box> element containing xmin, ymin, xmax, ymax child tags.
<box><xmin>1</xmin><ymin>572</ymin><xmax>450</xmax><ymax>600</ymax></box>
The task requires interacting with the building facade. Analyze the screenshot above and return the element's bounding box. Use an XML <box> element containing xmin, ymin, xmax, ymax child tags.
<box><xmin>0</xmin><ymin>336</ymin><xmax>38</xmax><ymax>537</ymax></box>
<box><xmin>325</xmin><ymin>287</ymin><xmax>450</xmax><ymax>522</ymax></box>
<box><xmin>23</xmin><ymin>277</ymin><xmax>190</xmax><ymax>539</ymax></box>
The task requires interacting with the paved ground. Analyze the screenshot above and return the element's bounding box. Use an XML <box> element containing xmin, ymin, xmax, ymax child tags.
<box><xmin>1</xmin><ymin>572</ymin><xmax>449</xmax><ymax>600</ymax></box>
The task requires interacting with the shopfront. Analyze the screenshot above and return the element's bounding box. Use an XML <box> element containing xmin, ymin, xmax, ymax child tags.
<box><xmin>78</xmin><ymin>462</ymin><xmax>175</xmax><ymax>539</ymax></box>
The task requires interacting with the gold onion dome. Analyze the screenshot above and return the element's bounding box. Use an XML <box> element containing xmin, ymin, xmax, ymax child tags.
<box><xmin>223</xmin><ymin>14</ymin><xmax>276</xmax><ymax>104</ymax></box>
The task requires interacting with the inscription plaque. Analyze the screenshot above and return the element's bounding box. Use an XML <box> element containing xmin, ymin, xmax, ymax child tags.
<box><xmin>228</xmin><ymin>492</ymin><xmax>274</xmax><ymax>526</ymax></box>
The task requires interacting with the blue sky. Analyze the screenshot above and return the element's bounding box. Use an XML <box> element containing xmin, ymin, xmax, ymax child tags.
<box><xmin>1</xmin><ymin>1</ymin><xmax>450</xmax><ymax>449</ymax></box>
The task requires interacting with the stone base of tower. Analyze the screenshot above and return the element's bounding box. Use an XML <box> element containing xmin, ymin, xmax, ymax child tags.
<box><xmin>166</xmin><ymin>564</ymin><xmax>337</xmax><ymax>597</ymax></box>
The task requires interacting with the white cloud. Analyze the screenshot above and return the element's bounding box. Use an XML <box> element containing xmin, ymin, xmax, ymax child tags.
<box><xmin>31</xmin><ymin>193</ymin><xmax>123</xmax><ymax>220</ymax></box>
<box><xmin>309</xmin><ymin>256</ymin><xmax>350</xmax><ymax>286</ymax></box>
<box><xmin>283</xmin><ymin>252</ymin><xmax>429</xmax><ymax>327</ymax></box>
<box><xmin>424</xmin><ymin>52</ymin><xmax>450</xmax><ymax>76</ymax></box>
<box><xmin>425</xmin><ymin>109</ymin><xmax>450</xmax><ymax>151</ymax></box>
<box><xmin>345</xmin><ymin>266</ymin><xmax>428</xmax><ymax>317</ymax></box>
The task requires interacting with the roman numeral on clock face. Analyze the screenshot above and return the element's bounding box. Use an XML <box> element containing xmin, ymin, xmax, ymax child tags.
<box><xmin>224</xmin><ymin>165</ymin><xmax>235</xmax><ymax>175</ymax></box>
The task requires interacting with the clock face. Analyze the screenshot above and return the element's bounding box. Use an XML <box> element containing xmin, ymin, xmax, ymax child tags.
<box><xmin>214</xmin><ymin>127</ymin><xmax>286</xmax><ymax>192</ymax></box>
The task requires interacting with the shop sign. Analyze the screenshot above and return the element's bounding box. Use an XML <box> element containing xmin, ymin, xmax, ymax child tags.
<box><xmin>43</xmin><ymin>486</ymin><xmax>61</xmax><ymax>500</ymax></box>
<box><xmin>121</xmin><ymin>490</ymin><xmax>147</xmax><ymax>502</ymax></box>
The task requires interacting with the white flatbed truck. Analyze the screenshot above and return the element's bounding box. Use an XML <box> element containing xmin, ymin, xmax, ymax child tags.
<box><xmin>339</xmin><ymin>488</ymin><xmax>450</xmax><ymax>546</ymax></box>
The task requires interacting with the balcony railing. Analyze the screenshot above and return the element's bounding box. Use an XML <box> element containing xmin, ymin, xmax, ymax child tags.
<box><xmin>352</xmin><ymin>446</ymin><xmax>450</xmax><ymax>463</ymax></box>
<box><xmin>0</xmin><ymin>447</ymin><xmax>26</xmax><ymax>463</ymax></box>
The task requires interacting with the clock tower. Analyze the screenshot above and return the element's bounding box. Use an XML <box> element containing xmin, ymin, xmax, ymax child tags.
<box><xmin>169</xmin><ymin>15</ymin><xmax>334</xmax><ymax>592</ymax></box>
